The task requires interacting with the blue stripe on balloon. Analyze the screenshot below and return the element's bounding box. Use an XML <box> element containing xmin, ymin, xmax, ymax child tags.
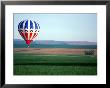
<box><xmin>20</xmin><ymin>21</ymin><xmax>24</xmax><ymax>29</ymax></box>
<box><xmin>34</xmin><ymin>21</ymin><xmax>38</xmax><ymax>29</ymax></box>
<box><xmin>24</xmin><ymin>20</ymin><xmax>28</xmax><ymax>29</ymax></box>
<box><xmin>30</xmin><ymin>20</ymin><xmax>33</xmax><ymax>29</ymax></box>
<box><xmin>18</xmin><ymin>21</ymin><xmax>22</xmax><ymax>29</ymax></box>
<box><xmin>38</xmin><ymin>24</ymin><xmax>40</xmax><ymax>29</ymax></box>
<box><xmin>37</xmin><ymin>23</ymin><xmax>40</xmax><ymax>29</ymax></box>
<box><xmin>18</xmin><ymin>24</ymin><xmax>20</xmax><ymax>29</ymax></box>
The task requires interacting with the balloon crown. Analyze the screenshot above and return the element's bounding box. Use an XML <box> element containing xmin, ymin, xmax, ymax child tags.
<box><xmin>18</xmin><ymin>19</ymin><xmax>40</xmax><ymax>30</ymax></box>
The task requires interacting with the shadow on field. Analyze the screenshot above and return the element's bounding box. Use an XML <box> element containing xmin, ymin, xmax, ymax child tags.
<box><xmin>14</xmin><ymin>62</ymin><xmax>97</xmax><ymax>66</ymax></box>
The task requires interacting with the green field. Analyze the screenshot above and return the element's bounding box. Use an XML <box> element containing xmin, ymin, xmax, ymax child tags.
<box><xmin>14</xmin><ymin>53</ymin><xmax>97</xmax><ymax>75</ymax></box>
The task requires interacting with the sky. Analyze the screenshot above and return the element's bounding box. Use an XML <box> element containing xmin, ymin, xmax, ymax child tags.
<box><xmin>14</xmin><ymin>13</ymin><xmax>97</xmax><ymax>42</ymax></box>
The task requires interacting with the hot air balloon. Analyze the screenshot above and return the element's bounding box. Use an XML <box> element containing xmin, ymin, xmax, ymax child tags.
<box><xmin>18</xmin><ymin>19</ymin><xmax>40</xmax><ymax>47</ymax></box>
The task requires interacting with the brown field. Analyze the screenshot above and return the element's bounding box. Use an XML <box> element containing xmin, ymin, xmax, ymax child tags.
<box><xmin>14</xmin><ymin>48</ymin><xmax>97</xmax><ymax>55</ymax></box>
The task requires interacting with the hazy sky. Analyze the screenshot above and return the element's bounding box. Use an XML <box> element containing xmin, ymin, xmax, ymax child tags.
<box><xmin>14</xmin><ymin>13</ymin><xmax>97</xmax><ymax>42</ymax></box>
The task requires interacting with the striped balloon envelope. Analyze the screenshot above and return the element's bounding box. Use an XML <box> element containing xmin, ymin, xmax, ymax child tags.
<box><xmin>18</xmin><ymin>19</ymin><xmax>40</xmax><ymax>47</ymax></box>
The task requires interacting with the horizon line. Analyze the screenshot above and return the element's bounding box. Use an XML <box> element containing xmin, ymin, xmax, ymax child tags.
<box><xmin>14</xmin><ymin>39</ymin><xmax>97</xmax><ymax>43</ymax></box>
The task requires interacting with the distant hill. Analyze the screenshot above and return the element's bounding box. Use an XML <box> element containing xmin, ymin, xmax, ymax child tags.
<box><xmin>14</xmin><ymin>39</ymin><xmax>97</xmax><ymax>45</ymax></box>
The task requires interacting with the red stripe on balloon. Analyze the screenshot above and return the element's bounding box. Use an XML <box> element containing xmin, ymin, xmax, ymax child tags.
<box><xmin>32</xmin><ymin>33</ymin><xmax>38</xmax><ymax>40</ymax></box>
<box><xmin>30</xmin><ymin>33</ymin><xmax>33</xmax><ymax>39</ymax></box>
<box><xmin>20</xmin><ymin>32</ymin><xmax>25</xmax><ymax>40</ymax></box>
<box><xmin>34</xmin><ymin>33</ymin><xmax>38</xmax><ymax>38</ymax></box>
<box><xmin>31</xmin><ymin>33</ymin><xmax>36</xmax><ymax>40</ymax></box>
<box><xmin>33</xmin><ymin>33</ymin><xmax>36</xmax><ymax>37</ymax></box>
<box><xmin>25</xmin><ymin>33</ymin><xmax>28</xmax><ymax>40</ymax></box>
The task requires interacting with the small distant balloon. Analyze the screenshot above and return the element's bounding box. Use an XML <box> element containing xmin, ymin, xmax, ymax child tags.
<box><xmin>18</xmin><ymin>19</ymin><xmax>40</xmax><ymax>47</ymax></box>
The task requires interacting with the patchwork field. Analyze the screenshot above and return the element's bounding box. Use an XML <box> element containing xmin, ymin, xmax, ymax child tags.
<box><xmin>14</xmin><ymin>48</ymin><xmax>97</xmax><ymax>55</ymax></box>
<box><xmin>14</xmin><ymin>48</ymin><xmax>97</xmax><ymax>75</ymax></box>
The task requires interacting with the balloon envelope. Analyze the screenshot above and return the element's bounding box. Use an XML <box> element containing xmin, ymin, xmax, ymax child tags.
<box><xmin>18</xmin><ymin>20</ymin><xmax>40</xmax><ymax>46</ymax></box>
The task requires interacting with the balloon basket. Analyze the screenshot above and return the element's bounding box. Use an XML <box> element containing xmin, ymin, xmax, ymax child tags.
<box><xmin>27</xmin><ymin>45</ymin><xmax>30</xmax><ymax>48</ymax></box>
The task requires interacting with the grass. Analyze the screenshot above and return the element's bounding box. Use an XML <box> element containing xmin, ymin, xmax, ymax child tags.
<box><xmin>14</xmin><ymin>53</ymin><xmax>97</xmax><ymax>75</ymax></box>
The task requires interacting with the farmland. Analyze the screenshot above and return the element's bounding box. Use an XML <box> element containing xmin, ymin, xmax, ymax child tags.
<box><xmin>14</xmin><ymin>48</ymin><xmax>97</xmax><ymax>75</ymax></box>
<box><xmin>14</xmin><ymin>48</ymin><xmax>97</xmax><ymax>55</ymax></box>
